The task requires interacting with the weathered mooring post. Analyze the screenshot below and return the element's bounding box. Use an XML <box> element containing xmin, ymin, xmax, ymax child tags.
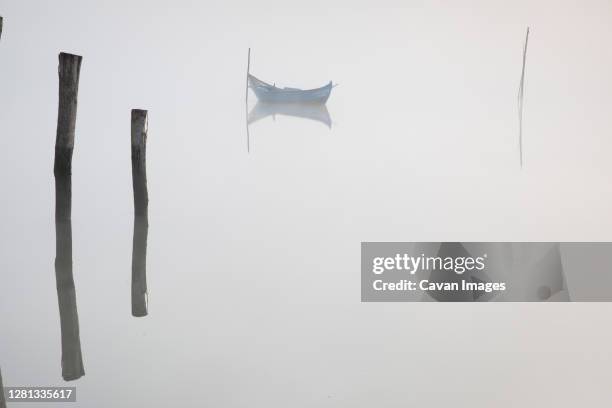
<box><xmin>54</xmin><ymin>52</ymin><xmax>85</xmax><ymax>381</ymax></box>
<box><xmin>0</xmin><ymin>366</ymin><xmax>6</xmax><ymax>408</ymax></box>
<box><xmin>131</xmin><ymin>110</ymin><xmax>148</xmax><ymax>217</ymax></box>
<box><xmin>0</xmin><ymin>16</ymin><xmax>4</xmax><ymax>41</ymax></box>
<box><xmin>131</xmin><ymin>109</ymin><xmax>149</xmax><ymax>317</ymax></box>
<box><xmin>55</xmin><ymin>53</ymin><xmax>82</xmax><ymax>177</ymax></box>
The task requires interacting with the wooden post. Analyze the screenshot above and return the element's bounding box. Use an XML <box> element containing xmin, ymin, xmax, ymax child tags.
<box><xmin>246</xmin><ymin>48</ymin><xmax>251</xmax><ymax>153</ymax></box>
<box><xmin>55</xmin><ymin>53</ymin><xmax>82</xmax><ymax>177</ymax></box>
<box><xmin>131</xmin><ymin>110</ymin><xmax>149</xmax><ymax>317</ymax></box>
<box><xmin>245</xmin><ymin>48</ymin><xmax>251</xmax><ymax>103</ymax></box>
<box><xmin>54</xmin><ymin>52</ymin><xmax>85</xmax><ymax>381</ymax></box>
<box><xmin>0</xmin><ymin>16</ymin><xmax>4</xmax><ymax>42</ymax></box>
<box><xmin>131</xmin><ymin>110</ymin><xmax>148</xmax><ymax>217</ymax></box>
<box><xmin>518</xmin><ymin>27</ymin><xmax>530</xmax><ymax>168</ymax></box>
<box><xmin>0</xmin><ymin>366</ymin><xmax>6</xmax><ymax>408</ymax></box>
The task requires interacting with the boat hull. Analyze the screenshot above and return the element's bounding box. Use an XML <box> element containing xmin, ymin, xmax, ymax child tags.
<box><xmin>248</xmin><ymin>75</ymin><xmax>333</xmax><ymax>104</ymax></box>
<box><xmin>252</xmin><ymin>84</ymin><xmax>332</xmax><ymax>103</ymax></box>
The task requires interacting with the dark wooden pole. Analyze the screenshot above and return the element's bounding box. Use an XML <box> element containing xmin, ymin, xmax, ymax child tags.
<box><xmin>131</xmin><ymin>110</ymin><xmax>148</xmax><ymax>217</ymax></box>
<box><xmin>54</xmin><ymin>52</ymin><xmax>84</xmax><ymax>381</ymax></box>
<box><xmin>0</xmin><ymin>366</ymin><xmax>6</xmax><ymax>408</ymax></box>
<box><xmin>55</xmin><ymin>53</ymin><xmax>82</xmax><ymax>177</ymax></box>
<box><xmin>0</xmin><ymin>16</ymin><xmax>4</xmax><ymax>41</ymax></box>
<box><xmin>131</xmin><ymin>110</ymin><xmax>149</xmax><ymax>317</ymax></box>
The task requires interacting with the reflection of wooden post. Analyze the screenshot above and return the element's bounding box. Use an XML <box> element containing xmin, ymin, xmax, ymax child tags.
<box><xmin>54</xmin><ymin>52</ymin><xmax>84</xmax><ymax>382</ymax></box>
<box><xmin>132</xmin><ymin>215</ymin><xmax>149</xmax><ymax>317</ymax></box>
<box><xmin>0</xmin><ymin>366</ymin><xmax>6</xmax><ymax>408</ymax></box>
<box><xmin>131</xmin><ymin>110</ymin><xmax>149</xmax><ymax>317</ymax></box>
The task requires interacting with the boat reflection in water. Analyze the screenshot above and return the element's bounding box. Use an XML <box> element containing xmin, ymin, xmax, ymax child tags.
<box><xmin>248</xmin><ymin>101</ymin><xmax>332</xmax><ymax>129</ymax></box>
<box><xmin>246</xmin><ymin>101</ymin><xmax>333</xmax><ymax>152</ymax></box>
<box><xmin>54</xmin><ymin>173</ymin><xmax>85</xmax><ymax>381</ymax></box>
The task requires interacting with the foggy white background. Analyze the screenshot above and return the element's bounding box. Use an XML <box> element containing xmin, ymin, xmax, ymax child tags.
<box><xmin>1</xmin><ymin>0</ymin><xmax>612</xmax><ymax>406</ymax></box>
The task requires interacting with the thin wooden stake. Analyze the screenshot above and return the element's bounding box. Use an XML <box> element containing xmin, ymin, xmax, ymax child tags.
<box><xmin>54</xmin><ymin>52</ymin><xmax>84</xmax><ymax>382</ymax></box>
<box><xmin>131</xmin><ymin>109</ymin><xmax>149</xmax><ymax>317</ymax></box>
<box><xmin>246</xmin><ymin>48</ymin><xmax>251</xmax><ymax>153</ymax></box>
<box><xmin>0</xmin><ymin>16</ymin><xmax>4</xmax><ymax>41</ymax></box>
<box><xmin>0</xmin><ymin>367</ymin><xmax>5</xmax><ymax>408</ymax></box>
<box><xmin>518</xmin><ymin>27</ymin><xmax>530</xmax><ymax>168</ymax></box>
<box><xmin>246</xmin><ymin>48</ymin><xmax>251</xmax><ymax>103</ymax></box>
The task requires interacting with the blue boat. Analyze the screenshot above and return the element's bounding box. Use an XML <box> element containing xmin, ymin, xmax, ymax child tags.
<box><xmin>245</xmin><ymin>49</ymin><xmax>334</xmax><ymax>104</ymax></box>
<box><xmin>248</xmin><ymin>74</ymin><xmax>333</xmax><ymax>104</ymax></box>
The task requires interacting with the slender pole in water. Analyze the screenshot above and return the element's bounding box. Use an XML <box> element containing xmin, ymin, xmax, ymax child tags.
<box><xmin>0</xmin><ymin>16</ymin><xmax>4</xmax><ymax>41</ymax></box>
<box><xmin>0</xmin><ymin>366</ymin><xmax>6</xmax><ymax>408</ymax></box>
<box><xmin>518</xmin><ymin>27</ymin><xmax>530</xmax><ymax>168</ymax></box>
<box><xmin>131</xmin><ymin>109</ymin><xmax>149</xmax><ymax>317</ymax></box>
<box><xmin>246</xmin><ymin>48</ymin><xmax>251</xmax><ymax>103</ymax></box>
<box><xmin>54</xmin><ymin>52</ymin><xmax>85</xmax><ymax>382</ymax></box>
<box><xmin>246</xmin><ymin>48</ymin><xmax>251</xmax><ymax>153</ymax></box>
